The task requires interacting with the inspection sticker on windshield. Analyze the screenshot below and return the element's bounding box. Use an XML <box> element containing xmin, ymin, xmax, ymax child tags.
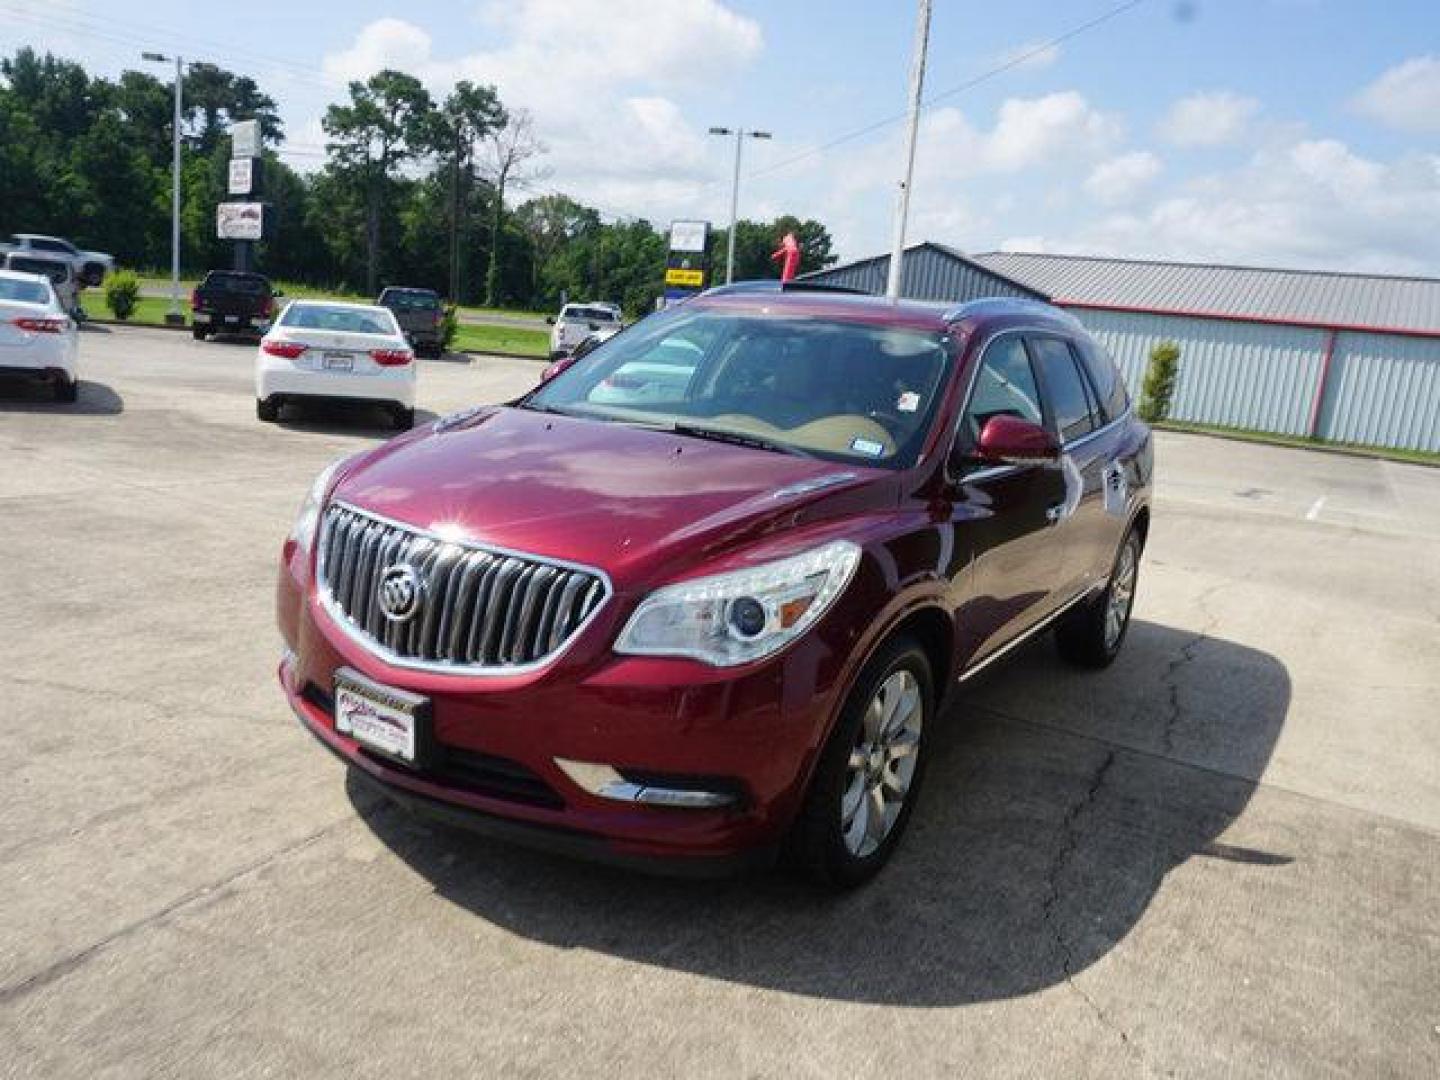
<box><xmin>850</xmin><ymin>437</ymin><xmax>885</xmax><ymax>457</ymax></box>
<box><xmin>897</xmin><ymin>391</ymin><xmax>921</xmax><ymax>413</ymax></box>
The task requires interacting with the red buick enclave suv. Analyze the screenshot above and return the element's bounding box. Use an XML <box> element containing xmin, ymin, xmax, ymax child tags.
<box><xmin>276</xmin><ymin>287</ymin><xmax>1153</xmax><ymax>886</ymax></box>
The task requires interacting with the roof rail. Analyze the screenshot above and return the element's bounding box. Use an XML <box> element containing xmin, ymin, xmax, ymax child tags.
<box><xmin>698</xmin><ymin>279</ymin><xmax>870</xmax><ymax>298</ymax></box>
<box><xmin>942</xmin><ymin>296</ymin><xmax>1079</xmax><ymax>325</ymax></box>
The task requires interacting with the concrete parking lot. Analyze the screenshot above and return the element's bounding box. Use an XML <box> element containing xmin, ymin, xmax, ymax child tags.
<box><xmin>2</xmin><ymin>325</ymin><xmax>1437</xmax><ymax>1078</ymax></box>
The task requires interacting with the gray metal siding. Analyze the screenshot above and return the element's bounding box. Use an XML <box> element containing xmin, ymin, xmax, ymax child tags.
<box><xmin>1319</xmin><ymin>333</ymin><xmax>1440</xmax><ymax>452</ymax></box>
<box><xmin>1069</xmin><ymin>309</ymin><xmax>1327</xmax><ymax>436</ymax></box>
<box><xmin>977</xmin><ymin>252</ymin><xmax>1440</xmax><ymax>335</ymax></box>
<box><xmin>806</xmin><ymin>247</ymin><xmax>1039</xmax><ymax>303</ymax></box>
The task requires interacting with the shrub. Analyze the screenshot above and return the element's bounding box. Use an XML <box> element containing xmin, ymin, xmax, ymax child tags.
<box><xmin>104</xmin><ymin>270</ymin><xmax>140</xmax><ymax>321</ymax></box>
<box><xmin>1139</xmin><ymin>340</ymin><xmax>1181</xmax><ymax>423</ymax></box>
<box><xmin>439</xmin><ymin>305</ymin><xmax>459</xmax><ymax>352</ymax></box>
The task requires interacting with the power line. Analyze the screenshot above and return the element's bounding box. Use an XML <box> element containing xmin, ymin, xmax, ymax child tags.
<box><xmin>745</xmin><ymin>0</ymin><xmax>1150</xmax><ymax>183</ymax></box>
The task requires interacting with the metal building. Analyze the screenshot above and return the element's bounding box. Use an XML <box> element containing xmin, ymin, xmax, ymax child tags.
<box><xmin>800</xmin><ymin>245</ymin><xmax>1440</xmax><ymax>453</ymax></box>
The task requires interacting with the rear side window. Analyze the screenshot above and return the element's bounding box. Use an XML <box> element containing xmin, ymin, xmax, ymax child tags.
<box><xmin>1076</xmin><ymin>339</ymin><xmax>1129</xmax><ymax>421</ymax></box>
<box><xmin>0</xmin><ymin>277</ymin><xmax>51</xmax><ymax>304</ymax></box>
<box><xmin>1029</xmin><ymin>336</ymin><xmax>1099</xmax><ymax>443</ymax></box>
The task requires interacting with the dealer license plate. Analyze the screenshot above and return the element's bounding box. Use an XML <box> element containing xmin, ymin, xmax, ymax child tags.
<box><xmin>334</xmin><ymin>669</ymin><xmax>428</xmax><ymax>764</ymax></box>
<box><xmin>323</xmin><ymin>352</ymin><xmax>354</xmax><ymax>371</ymax></box>
<box><xmin>225</xmin><ymin>315</ymin><xmax>239</xmax><ymax>324</ymax></box>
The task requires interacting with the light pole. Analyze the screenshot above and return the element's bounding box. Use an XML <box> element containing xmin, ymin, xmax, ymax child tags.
<box><xmin>708</xmin><ymin>126</ymin><xmax>771</xmax><ymax>284</ymax></box>
<box><xmin>142</xmin><ymin>51</ymin><xmax>184</xmax><ymax>324</ymax></box>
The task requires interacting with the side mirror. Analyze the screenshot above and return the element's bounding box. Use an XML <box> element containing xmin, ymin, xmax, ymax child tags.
<box><xmin>545</xmin><ymin>315</ymin><xmax>556</xmax><ymax>325</ymax></box>
<box><xmin>974</xmin><ymin>415</ymin><xmax>1059</xmax><ymax>467</ymax></box>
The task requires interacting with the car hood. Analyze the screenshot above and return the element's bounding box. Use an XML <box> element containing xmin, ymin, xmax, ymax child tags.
<box><xmin>332</xmin><ymin>406</ymin><xmax>893</xmax><ymax>588</ymax></box>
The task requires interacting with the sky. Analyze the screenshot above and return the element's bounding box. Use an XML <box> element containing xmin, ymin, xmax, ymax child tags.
<box><xmin>4</xmin><ymin>0</ymin><xmax>1440</xmax><ymax>275</ymax></box>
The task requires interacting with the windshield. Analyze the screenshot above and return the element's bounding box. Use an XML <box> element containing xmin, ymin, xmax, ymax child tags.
<box><xmin>0</xmin><ymin>277</ymin><xmax>51</xmax><ymax>304</ymax></box>
<box><xmin>526</xmin><ymin>307</ymin><xmax>953</xmax><ymax>468</ymax></box>
<box><xmin>281</xmin><ymin>304</ymin><xmax>396</xmax><ymax>335</ymax></box>
<box><xmin>562</xmin><ymin>306</ymin><xmax>619</xmax><ymax>323</ymax></box>
<box><xmin>382</xmin><ymin>290</ymin><xmax>440</xmax><ymax>310</ymax></box>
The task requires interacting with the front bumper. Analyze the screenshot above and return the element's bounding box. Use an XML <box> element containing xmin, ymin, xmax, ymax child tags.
<box><xmin>276</xmin><ymin>545</ymin><xmax>852</xmax><ymax>870</ymax></box>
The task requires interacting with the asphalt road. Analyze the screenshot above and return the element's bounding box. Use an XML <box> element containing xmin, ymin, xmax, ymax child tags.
<box><xmin>2</xmin><ymin>326</ymin><xmax>1438</xmax><ymax>1079</ymax></box>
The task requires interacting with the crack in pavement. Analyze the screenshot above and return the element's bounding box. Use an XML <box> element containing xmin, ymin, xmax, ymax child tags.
<box><xmin>0</xmin><ymin>810</ymin><xmax>372</xmax><ymax>1007</ymax></box>
<box><xmin>1038</xmin><ymin>750</ymin><xmax>1166</xmax><ymax>1074</ymax></box>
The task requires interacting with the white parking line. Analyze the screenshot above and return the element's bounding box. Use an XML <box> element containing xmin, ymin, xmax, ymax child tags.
<box><xmin>1305</xmin><ymin>496</ymin><xmax>1327</xmax><ymax>521</ymax></box>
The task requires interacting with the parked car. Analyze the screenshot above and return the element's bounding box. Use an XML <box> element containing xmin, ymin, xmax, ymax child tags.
<box><xmin>191</xmin><ymin>271</ymin><xmax>277</xmax><ymax>340</ymax></box>
<box><xmin>0</xmin><ymin>233</ymin><xmax>113</xmax><ymax>286</ymax></box>
<box><xmin>539</xmin><ymin>324</ymin><xmax>623</xmax><ymax>381</ymax></box>
<box><xmin>377</xmin><ymin>287</ymin><xmax>446</xmax><ymax>358</ymax></box>
<box><xmin>275</xmin><ymin>291</ymin><xmax>1152</xmax><ymax>887</ymax></box>
<box><xmin>1</xmin><ymin>253</ymin><xmax>79</xmax><ymax>318</ymax></box>
<box><xmin>0</xmin><ymin>268</ymin><xmax>79</xmax><ymax>401</ymax></box>
<box><xmin>255</xmin><ymin>299</ymin><xmax>415</xmax><ymax>429</ymax></box>
<box><xmin>547</xmin><ymin>302</ymin><xmax>622</xmax><ymax>357</ymax></box>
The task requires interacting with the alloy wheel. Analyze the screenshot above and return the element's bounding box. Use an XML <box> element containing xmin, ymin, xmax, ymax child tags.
<box><xmin>841</xmin><ymin>669</ymin><xmax>924</xmax><ymax>858</ymax></box>
<box><xmin>1105</xmin><ymin>539</ymin><xmax>1138</xmax><ymax>650</ymax></box>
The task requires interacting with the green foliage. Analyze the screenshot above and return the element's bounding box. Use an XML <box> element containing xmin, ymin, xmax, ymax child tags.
<box><xmin>1139</xmin><ymin>341</ymin><xmax>1181</xmax><ymax>423</ymax></box>
<box><xmin>1</xmin><ymin>47</ymin><xmax>842</xmax><ymax>317</ymax></box>
<box><xmin>104</xmin><ymin>269</ymin><xmax>140</xmax><ymax>320</ymax></box>
<box><xmin>439</xmin><ymin>305</ymin><xmax>459</xmax><ymax>351</ymax></box>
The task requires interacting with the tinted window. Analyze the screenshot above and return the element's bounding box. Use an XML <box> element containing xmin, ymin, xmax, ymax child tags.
<box><xmin>205</xmin><ymin>273</ymin><xmax>269</xmax><ymax>295</ymax></box>
<box><xmin>32</xmin><ymin>238</ymin><xmax>69</xmax><ymax>253</ymax></box>
<box><xmin>1077</xmin><ymin>339</ymin><xmax>1129</xmax><ymax>421</ymax></box>
<box><xmin>960</xmin><ymin>335</ymin><xmax>1044</xmax><ymax>450</ymax></box>
<box><xmin>381</xmin><ymin>289</ymin><xmax>440</xmax><ymax>310</ymax></box>
<box><xmin>8</xmin><ymin>257</ymin><xmax>70</xmax><ymax>283</ymax></box>
<box><xmin>281</xmin><ymin>304</ymin><xmax>396</xmax><ymax>335</ymax></box>
<box><xmin>562</xmin><ymin>306</ymin><xmax>619</xmax><ymax>323</ymax></box>
<box><xmin>0</xmin><ymin>277</ymin><xmax>51</xmax><ymax>304</ymax></box>
<box><xmin>530</xmin><ymin>308</ymin><xmax>952</xmax><ymax>468</ymax></box>
<box><xmin>1029</xmin><ymin>336</ymin><xmax>1098</xmax><ymax>442</ymax></box>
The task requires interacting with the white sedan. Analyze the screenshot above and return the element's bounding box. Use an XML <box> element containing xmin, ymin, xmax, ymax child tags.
<box><xmin>255</xmin><ymin>300</ymin><xmax>417</xmax><ymax>429</ymax></box>
<box><xmin>0</xmin><ymin>269</ymin><xmax>79</xmax><ymax>402</ymax></box>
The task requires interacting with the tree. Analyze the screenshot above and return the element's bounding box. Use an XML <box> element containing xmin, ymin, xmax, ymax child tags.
<box><xmin>183</xmin><ymin>63</ymin><xmax>282</xmax><ymax>153</ymax></box>
<box><xmin>479</xmin><ymin>108</ymin><xmax>547</xmax><ymax>306</ymax></box>
<box><xmin>439</xmin><ymin>80</ymin><xmax>504</xmax><ymax>301</ymax></box>
<box><xmin>707</xmin><ymin>215</ymin><xmax>837</xmax><ymax>283</ymax></box>
<box><xmin>1139</xmin><ymin>341</ymin><xmax>1181</xmax><ymax>423</ymax></box>
<box><xmin>323</xmin><ymin>70</ymin><xmax>437</xmax><ymax>294</ymax></box>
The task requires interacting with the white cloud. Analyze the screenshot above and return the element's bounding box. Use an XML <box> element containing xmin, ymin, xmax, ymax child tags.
<box><xmin>1083</xmin><ymin>151</ymin><xmax>1162</xmax><ymax>204</ymax></box>
<box><xmin>319</xmin><ymin>1</ymin><xmax>763</xmax><ymax>220</ymax></box>
<box><xmin>984</xmin><ymin>92</ymin><xmax>1123</xmax><ymax>170</ymax></box>
<box><xmin>1158</xmin><ymin>91</ymin><xmax>1259</xmax><ymax>146</ymax></box>
<box><xmin>1040</xmin><ymin>140</ymin><xmax>1440</xmax><ymax>275</ymax></box>
<box><xmin>1352</xmin><ymin>55</ymin><xmax>1440</xmax><ymax>135</ymax></box>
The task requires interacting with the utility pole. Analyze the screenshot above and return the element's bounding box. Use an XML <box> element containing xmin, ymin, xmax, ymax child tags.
<box><xmin>709</xmin><ymin>126</ymin><xmax>772</xmax><ymax>283</ymax></box>
<box><xmin>885</xmin><ymin>0</ymin><xmax>932</xmax><ymax>300</ymax></box>
<box><xmin>143</xmin><ymin>52</ymin><xmax>184</xmax><ymax>323</ymax></box>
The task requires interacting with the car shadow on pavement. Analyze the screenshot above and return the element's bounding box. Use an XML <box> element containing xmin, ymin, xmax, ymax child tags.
<box><xmin>277</xmin><ymin>403</ymin><xmax>438</xmax><ymax>437</ymax></box>
<box><xmin>0</xmin><ymin>377</ymin><xmax>123</xmax><ymax>415</ymax></box>
<box><xmin>347</xmin><ymin>619</ymin><xmax>1289</xmax><ymax>1006</ymax></box>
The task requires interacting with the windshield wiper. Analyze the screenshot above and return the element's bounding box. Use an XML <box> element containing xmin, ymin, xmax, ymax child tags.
<box><xmin>663</xmin><ymin>422</ymin><xmax>815</xmax><ymax>459</ymax></box>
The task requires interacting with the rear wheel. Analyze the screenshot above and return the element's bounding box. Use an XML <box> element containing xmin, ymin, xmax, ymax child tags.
<box><xmin>256</xmin><ymin>397</ymin><xmax>279</xmax><ymax>422</ymax></box>
<box><xmin>788</xmin><ymin>635</ymin><xmax>932</xmax><ymax>889</ymax></box>
<box><xmin>1056</xmin><ymin>528</ymin><xmax>1142</xmax><ymax>669</ymax></box>
<box><xmin>392</xmin><ymin>406</ymin><xmax>415</xmax><ymax>431</ymax></box>
<box><xmin>55</xmin><ymin>376</ymin><xmax>78</xmax><ymax>403</ymax></box>
<box><xmin>192</xmin><ymin>327</ymin><xmax>208</xmax><ymax>341</ymax></box>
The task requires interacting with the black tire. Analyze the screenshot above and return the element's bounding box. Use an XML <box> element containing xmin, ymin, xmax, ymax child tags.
<box><xmin>192</xmin><ymin>327</ymin><xmax>208</xmax><ymax>341</ymax></box>
<box><xmin>256</xmin><ymin>397</ymin><xmax>279</xmax><ymax>422</ymax></box>
<box><xmin>392</xmin><ymin>406</ymin><xmax>415</xmax><ymax>431</ymax></box>
<box><xmin>1056</xmin><ymin>527</ymin><xmax>1143</xmax><ymax>669</ymax></box>
<box><xmin>55</xmin><ymin>376</ymin><xmax>79</xmax><ymax>403</ymax></box>
<box><xmin>788</xmin><ymin>635</ymin><xmax>934</xmax><ymax>889</ymax></box>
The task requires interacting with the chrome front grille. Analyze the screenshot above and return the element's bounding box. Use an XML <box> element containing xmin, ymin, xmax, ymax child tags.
<box><xmin>317</xmin><ymin>503</ymin><xmax>608</xmax><ymax>672</ymax></box>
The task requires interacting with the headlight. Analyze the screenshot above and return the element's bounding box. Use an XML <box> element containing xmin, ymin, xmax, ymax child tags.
<box><xmin>614</xmin><ymin>541</ymin><xmax>862</xmax><ymax>667</ymax></box>
<box><xmin>290</xmin><ymin>460</ymin><xmax>343</xmax><ymax>552</ymax></box>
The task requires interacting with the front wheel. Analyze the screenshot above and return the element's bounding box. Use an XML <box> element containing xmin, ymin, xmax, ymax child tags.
<box><xmin>256</xmin><ymin>397</ymin><xmax>279</xmax><ymax>422</ymax></box>
<box><xmin>55</xmin><ymin>376</ymin><xmax>79</xmax><ymax>403</ymax></box>
<box><xmin>788</xmin><ymin>636</ymin><xmax>933</xmax><ymax>889</ymax></box>
<box><xmin>1056</xmin><ymin>527</ymin><xmax>1142</xmax><ymax>668</ymax></box>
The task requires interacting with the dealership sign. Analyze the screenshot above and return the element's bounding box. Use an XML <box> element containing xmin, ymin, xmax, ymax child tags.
<box><xmin>669</xmin><ymin>220</ymin><xmax>709</xmax><ymax>254</ymax></box>
<box><xmin>217</xmin><ymin>202</ymin><xmax>264</xmax><ymax>241</ymax></box>
<box><xmin>231</xmin><ymin>119</ymin><xmax>260</xmax><ymax>160</ymax></box>
<box><xmin>228</xmin><ymin>158</ymin><xmax>254</xmax><ymax>196</ymax></box>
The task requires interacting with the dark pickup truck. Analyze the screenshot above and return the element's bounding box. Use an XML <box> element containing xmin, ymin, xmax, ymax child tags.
<box><xmin>191</xmin><ymin>271</ymin><xmax>277</xmax><ymax>340</ymax></box>
<box><xmin>377</xmin><ymin>286</ymin><xmax>445</xmax><ymax>357</ymax></box>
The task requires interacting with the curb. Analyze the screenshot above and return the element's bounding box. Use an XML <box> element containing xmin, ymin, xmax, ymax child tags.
<box><xmin>1155</xmin><ymin>423</ymin><xmax>1438</xmax><ymax>470</ymax></box>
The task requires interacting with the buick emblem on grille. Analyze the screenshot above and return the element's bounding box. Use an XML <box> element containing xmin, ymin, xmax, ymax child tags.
<box><xmin>377</xmin><ymin>563</ymin><xmax>424</xmax><ymax>623</ymax></box>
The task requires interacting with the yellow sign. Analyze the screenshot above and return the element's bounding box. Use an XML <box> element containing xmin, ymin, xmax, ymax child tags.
<box><xmin>665</xmin><ymin>267</ymin><xmax>705</xmax><ymax>287</ymax></box>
